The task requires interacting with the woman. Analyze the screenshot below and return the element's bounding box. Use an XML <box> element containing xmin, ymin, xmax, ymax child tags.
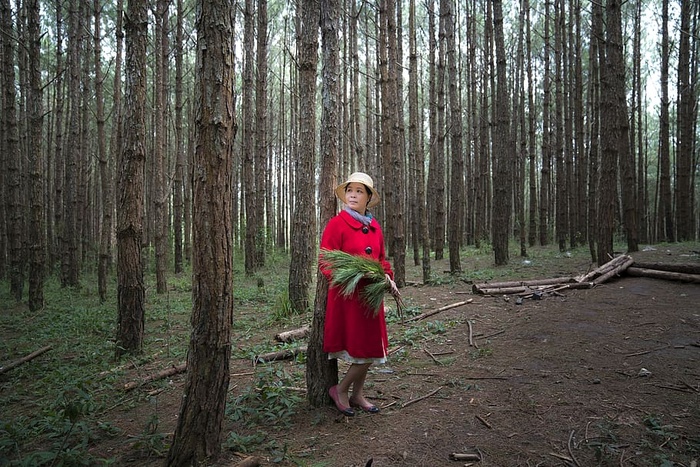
<box><xmin>319</xmin><ymin>172</ymin><xmax>399</xmax><ymax>416</ymax></box>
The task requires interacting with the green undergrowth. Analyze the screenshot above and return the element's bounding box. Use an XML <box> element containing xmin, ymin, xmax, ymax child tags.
<box><xmin>1</xmin><ymin>241</ymin><xmax>697</xmax><ymax>464</ymax></box>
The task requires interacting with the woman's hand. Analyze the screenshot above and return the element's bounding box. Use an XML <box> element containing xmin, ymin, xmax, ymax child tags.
<box><xmin>385</xmin><ymin>274</ymin><xmax>400</xmax><ymax>297</ymax></box>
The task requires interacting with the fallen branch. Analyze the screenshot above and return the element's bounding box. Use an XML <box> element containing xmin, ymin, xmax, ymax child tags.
<box><xmin>467</xmin><ymin>321</ymin><xmax>478</xmax><ymax>349</ymax></box>
<box><xmin>405</xmin><ymin>300</ymin><xmax>472</xmax><ymax>323</ymax></box>
<box><xmin>423</xmin><ymin>348</ymin><xmax>443</xmax><ymax>365</ymax></box>
<box><xmin>0</xmin><ymin>345</ymin><xmax>53</xmax><ymax>375</ymax></box>
<box><xmin>401</xmin><ymin>386</ymin><xmax>443</xmax><ymax>408</ymax></box>
<box><xmin>123</xmin><ymin>362</ymin><xmax>187</xmax><ymax>391</ymax></box>
<box><xmin>475</xmin><ymin>414</ymin><xmax>492</xmax><ymax>429</ymax></box>
<box><xmin>253</xmin><ymin>346</ymin><xmax>307</xmax><ymax>365</ymax></box>
<box><xmin>567</xmin><ymin>430</ymin><xmax>581</xmax><ymax>467</ymax></box>
<box><xmin>623</xmin><ymin>344</ymin><xmax>669</xmax><ymax>358</ymax></box>
<box><xmin>274</xmin><ymin>326</ymin><xmax>310</xmax><ymax>343</ymax></box>
<box><xmin>449</xmin><ymin>452</ymin><xmax>481</xmax><ymax>461</ymax></box>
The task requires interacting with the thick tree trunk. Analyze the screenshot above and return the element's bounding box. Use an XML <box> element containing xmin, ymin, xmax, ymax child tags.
<box><xmin>307</xmin><ymin>0</ymin><xmax>339</xmax><ymax>408</ymax></box>
<box><xmin>288</xmin><ymin>0</ymin><xmax>319</xmax><ymax>314</ymax></box>
<box><xmin>167</xmin><ymin>0</ymin><xmax>235</xmax><ymax>462</ymax></box>
<box><xmin>115</xmin><ymin>0</ymin><xmax>147</xmax><ymax>358</ymax></box>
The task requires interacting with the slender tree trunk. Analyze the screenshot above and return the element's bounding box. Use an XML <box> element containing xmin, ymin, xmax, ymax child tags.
<box><xmin>1</xmin><ymin>0</ymin><xmax>24</xmax><ymax>301</ymax></box>
<box><xmin>167</xmin><ymin>0</ymin><xmax>235</xmax><ymax>461</ymax></box>
<box><xmin>242</xmin><ymin>0</ymin><xmax>257</xmax><ymax>275</ymax></box>
<box><xmin>658</xmin><ymin>0</ymin><xmax>674</xmax><ymax>242</ymax></box>
<box><xmin>675</xmin><ymin>0</ymin><xmax>693</xmax><ymax>240</ymax></box>
<box><xmin>539</xmin><ymin>0</ymin><xmax>552</xmax><ymax>247</ymax></box>
<box><xmin>526</xmin><ymin>0</ymin><xmax>537</xmax><ymax>248</ymax></box>
<box><xmin>445</xmin><ymin>0</ymin><xmax>463</xmax><ymax>273</ymax></box>
<box><xmin>492</xmin><ymin>0</ymin><xmax>513</xmax><ymax>266</ymax></box>
<box><xmin>173</xmin><ymin>0</ymin><xmax>185</xmax><ymax>274</ymax></box>
<box><xmin>116</xmin><ymin>0</ymin><xmax>147</xmax><ymax>358</ymax></box>
<box><xmin>154</xmin><ymin>0</ymin><xmax>169</xmax><ymax>294</ymax></box>
<box><xmin>307</xmin><ymin>0</ymin><xmax>340</xmax><ymax>407</ymax></box>
<box><xmin>62</xmin><ymin>0</ymin><xmax>81</xmax><ymax>288</ymax></box>
<box><xmin>408</xmin><ymin>0</ymin><xmax>430</xmax><ymax>283</ymax></box>
<box><xmin>255</xmin><ymin>0</ymin><xmax>268</xmax><ymax>266</ymax></box>
<box><xmin>26</xmin><ymin>0</ymin><xmax>44</xmax><ymax>311</ymax></box>
<box><xmin>588</xmin><ymin>0</ymin><xmax>602</xmax><ymax>262</ymax></box>
<box><xmin>96</xmin><ymin>0</ymin><xmax>113</xmax><ymax>303</ymax></box>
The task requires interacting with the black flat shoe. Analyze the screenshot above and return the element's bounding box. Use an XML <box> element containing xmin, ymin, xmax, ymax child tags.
<box><xmin>350</xmin><ymin>397</ymin><xmax>380</xmax><ymax>414</ymax></box>
<box><xmin>329</xmin><ymin>385</ymin><xmax>355</xmax><ymax>416</ymax></box>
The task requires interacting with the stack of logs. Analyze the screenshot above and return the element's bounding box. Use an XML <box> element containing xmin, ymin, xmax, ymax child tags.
<box><xmin>472</xmin><ymin>254</ymin><xmax>700</xmax><ymax>298</ymax></box>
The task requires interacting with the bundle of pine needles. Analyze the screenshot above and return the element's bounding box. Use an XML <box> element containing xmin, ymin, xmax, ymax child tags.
<box><xmin>320</xmin><ymin>248</ymin><xmax>404</xmax><ymax>320</ymax></box>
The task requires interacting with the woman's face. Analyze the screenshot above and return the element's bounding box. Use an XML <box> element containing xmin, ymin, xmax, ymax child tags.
<box><xmin>344</xmin><ymin>182</ymin><xmax>370</xmax><ymax>214</ymax></box>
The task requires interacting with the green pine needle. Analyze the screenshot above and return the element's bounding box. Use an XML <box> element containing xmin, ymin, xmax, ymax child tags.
<box><xmin>320</xmin><ymin>249</ymin><xmax>388</xmax><ymax>315</ymax></box>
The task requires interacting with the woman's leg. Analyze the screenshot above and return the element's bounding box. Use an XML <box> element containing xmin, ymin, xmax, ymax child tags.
<box><xmin>337</xmin><ymin>363</ymin><xmax>371</xmax><ymax>406</ymax></box>
<box><xmin>346</xmin><ymin>363</ymin><xmax>373</xmax><ymax>405</ymax></box>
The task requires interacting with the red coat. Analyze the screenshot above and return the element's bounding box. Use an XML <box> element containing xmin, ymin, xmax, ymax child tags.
<box><xmin>320</xmin><ymin>210</ymin><xmax>393</xmax><ymax>359</ymax></box>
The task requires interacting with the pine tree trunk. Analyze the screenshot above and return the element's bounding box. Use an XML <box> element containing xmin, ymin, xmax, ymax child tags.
<box><xmin>445</xmin><ymin>0</ymin><xmax>463</xmax><ymax>273</ymax></box>
<box><xmin>307</xmin><ymin>0</ymin><xmax>340</xmax><ymax>407</ymax></box>
<box><xmin>167</xmin><ymin>0</ymin><xmax>235</xmax><ymax>462</ymax></box>
<box><xmin>492</xmin><ymin>0</ymin><xmax>512</xmax><ymax>266</ymax></box>
<box><xmin>116</xmin><ymin>0</ymin><xmax>147</xmax><ymax>358</ymax></box>
<box><xmin>173</xmin><ymin>0</ymin><xmax>184</xmax><ymax>274</ymax></box>
<box><xmin>2</xmin><ymin>0</ymin><xmax>24</xmax><ymax>301</ymax></box>
<box><xmin>658</xmin><ymin>0</ymin><xmax>674</xmax><ymax>242</ymax></box>
<box><xmin>288</xmin><ymin>0</ymin><xmax>319</xmax><ymax>314</ymax></box>
<box><xmin>27</xmin><ymin>0</ymin><xmax>45</xmax><ymax>311</ymax></box>
<box><xmin>154</xmin><ymin>0</ymin><xmax>169</xmax><ymax>294</ymax></box>
<box><xmin>242</xmin><ymin>0</ymin><xmax>257</xmax><ymax>275</ymax></box>
<box><xmin>255</xmin><ymin>0</ymin><xmax>268</xmax><ymax>267</ymax></box>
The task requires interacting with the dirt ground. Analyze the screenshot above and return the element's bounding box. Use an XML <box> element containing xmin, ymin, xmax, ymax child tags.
<box><xmin>113</xmin><ymin>246</ymin><xmax>699</xmax><ymax>466</ymax></box>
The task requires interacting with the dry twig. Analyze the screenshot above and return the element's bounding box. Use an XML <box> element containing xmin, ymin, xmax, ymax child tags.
<box><xmin>401</xmin><ymin>386</ymin><xmax>443</xmax><ymax>408</ymax></box>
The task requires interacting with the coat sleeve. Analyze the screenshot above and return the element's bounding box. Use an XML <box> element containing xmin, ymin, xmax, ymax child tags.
<box><xmin>376</xmin><ymin>227</ymin><xmax>394</xmax><ymax>280</ymax></box>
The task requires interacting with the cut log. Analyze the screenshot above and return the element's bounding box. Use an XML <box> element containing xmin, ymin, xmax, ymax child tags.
<box><xmin>253</xmin><ymin>346</ymin><xmax>307</xmax><ymax>365</ymax></box>
<box><xmin>123</xmin><ymin>362</ymin><xmax>187</xmax><ymax>391</ymax></box>
<box><xmin>474</xmin><ymin>285</ymin><xmax>527</xmax><ymax>295</ymax></box>
<box><xmin>591</xmin><ymin>256</ymin><xmax>635</xmax><ymax>284</ymax></box>
<box><xmin>0</xmin><ymin>345</ymin><xmax>53</xmax><ymax>375</ymax></box>
<box><xmin>274</xmin><ymin>326</ymin><xmax>310</xmax><ymax>343</ymax></box>
<box><xmin>626</xmin><ymin>267</ymin><xmax>700</xmax><ymax>284</ymax></box>
<box><xmin>404</xmin><ymin>300</ymin><xmax>472</xmax><ymax>323</ymax></box>
<box><xmin>631</xmin><ymin>262</ymin><xmax>700</xmax><ymax>275</ymax></box>
<box><xmin>472</xmin><ymin>276</ymin><xmax>575</xmax><ymax>293</ymax></box>
<box><xmin>578</xmin><ymin>254</ymin><xmax>632</xmax><ymax>283</ymax></box>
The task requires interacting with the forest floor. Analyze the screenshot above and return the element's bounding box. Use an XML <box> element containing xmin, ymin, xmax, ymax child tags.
<box><xmin>2</xmin><ymin>243</ymin><xmax>699</xmax><ymax>466</ymax></box>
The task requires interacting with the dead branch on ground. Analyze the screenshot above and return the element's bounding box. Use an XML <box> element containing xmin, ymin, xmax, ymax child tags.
<box><xmin>123</xmin><ymin>362</ymin><xmax>187</xmax><ymax>391</ymax></box>
<box><xmin>405</xmin><ymin>300</ymin><xmax>472</xmax><ymax>323</ymax></box>
<box><xmin>401</xmin><ymin>386</ymin><xmax>443</xmax><ymax>408</ymax></box>
<box><xmin>0</xmin><ymin>345</ymin><xmax>52</xmax><ymax>375</ymax></box>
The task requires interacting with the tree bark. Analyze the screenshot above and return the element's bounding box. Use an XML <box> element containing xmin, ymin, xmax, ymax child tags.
<box><xmin>306</xmin><ymin>0</ymin><xmax>339</xmax><ymax>408</ymax></box>
<box><xmin>288</xmin><ymin>0</ymin><xmax>319</xmax><ymax>314</ymax></box>
<box><xmin>115</xmin><ymin>0</ymin><xmax>147</xmax><ymax>358</ymax></box>
<box><xmin>2</xmin><ymin>0</ymin><xmax>24</xmax><ymax>301</ymax></box>
<box><xmin>492</xmin><ymin>0</ymin><xmax>513</xmax><ymax>266</ymax></box>
<box><xmin>445</xmin><ymin>0</ymin><xmax>463</xmax><ymax>274</ymax></box>
<box><xmin>167</xmin><ymin>0</ymin><xmax>235</xmax><ymax>462</ymax></box>
<box><xmin>27</xmin><ymin>0</ymin><xmax>45</xmax><ymax>311</ymax></box>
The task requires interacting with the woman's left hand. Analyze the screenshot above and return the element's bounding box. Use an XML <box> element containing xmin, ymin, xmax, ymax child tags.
<box><xmin>385</xmin><ymin>274</ymin><xmax>400</xmax><ymax>297</ymax></box>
